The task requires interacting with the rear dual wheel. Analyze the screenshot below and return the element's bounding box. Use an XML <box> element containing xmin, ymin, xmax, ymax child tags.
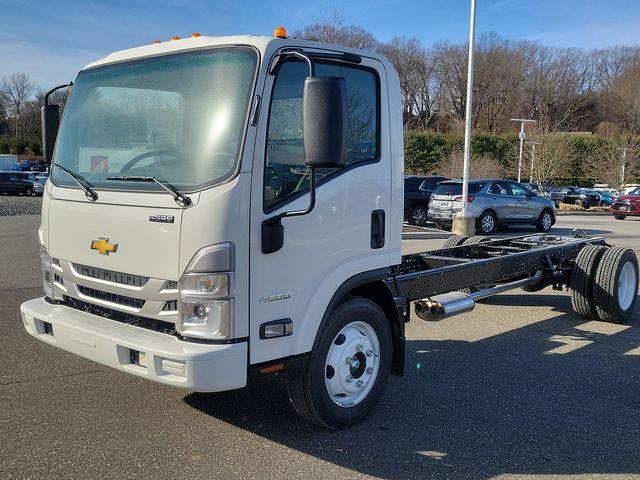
<box><xmin>442</xmin><ymin>235</ymin><xmax>469</xmax><ymax>248</ymax></box>
<box><xmin>571</xmin><ymin>245</ymin><xmax>639</xmax><ymax>323</ymax></box>
<box><xmin>287</xmin><ymin>297</ymin><xmax>392</xmax><ymax>429</ymax></box>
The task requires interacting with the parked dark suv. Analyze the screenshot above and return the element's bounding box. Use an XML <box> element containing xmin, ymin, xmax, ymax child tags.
<box><xmin>404</xmin><ymin>175</ymin><xmax>449</xmax><ymax>225</ymax></box>
<box><xmin>0</xmin><ymin>172</ymin><xmax>36</xmax><ymax>196</ymax></box>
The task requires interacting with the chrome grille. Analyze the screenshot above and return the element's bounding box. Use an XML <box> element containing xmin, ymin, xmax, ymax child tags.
<box><xmin>73</xmin><ymin>264</ymin><xmax>149</xmax><ymax>287</ymax></box>
<box><xmin>162</xmin><ymin>300</ymin><xmax>178</xmax><ymax>312</ymax></box>
<box><xmin>77</xmin><ymin>285</ymin><xmax>145</xmax><ymax>309</ymax></box>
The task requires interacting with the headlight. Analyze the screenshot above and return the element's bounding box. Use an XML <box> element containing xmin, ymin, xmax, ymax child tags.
<box><xmin>178</xmin><ymin>269</ymin><xmax>234</xmax><ymax>340</ymax></box>
<box><xmin>40</xmin><ymin>246</ymin><xmax>53</xmax><ymax>297</ymax></box>
<box><xmin>179</xmin><ymin>298</ymin><xmax>232</xmax><ymax>339</ymax></box>
<box><xmin>179</xmin><ymin>273</ymin><xmax>229</xmax><ymax>298</ymax></box>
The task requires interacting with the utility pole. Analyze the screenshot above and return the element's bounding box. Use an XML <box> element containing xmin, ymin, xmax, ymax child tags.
<box><xmin>511</xmin><ymin>118</ymin><xmax>536</xmax><ymax>183</ymax></box>
<box><xmin>453</xmin><ymin>0</ymin><xmax>477</xmax><ymax>236</ymax></box>
<box><xmin>617</xmin><ymin>147</ymin><xmax>628</xmax><ymax>190</ymax></box>
<box><xmin>527</xmin><ymin>141</ymin><xmax>541</xmax><ymax>184</ymax></box>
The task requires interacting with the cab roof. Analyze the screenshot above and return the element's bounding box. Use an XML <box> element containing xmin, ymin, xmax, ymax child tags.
<box><xmin>82</xmin><ymin>34</ymin><xmax>390</xmax><ymax>72</ymax></box>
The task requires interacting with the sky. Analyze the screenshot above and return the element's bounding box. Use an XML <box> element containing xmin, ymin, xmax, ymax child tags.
<box><xmin>1</xmin><ymin>0</ymin><xmax>640</xmax><ymax>88</ymax></box>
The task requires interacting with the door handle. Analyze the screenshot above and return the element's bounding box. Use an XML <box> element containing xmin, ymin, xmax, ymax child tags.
<box><xmin>371</xmin><ymin>210</ymin><xmax>385</xmax><ymax>249</ymax></box>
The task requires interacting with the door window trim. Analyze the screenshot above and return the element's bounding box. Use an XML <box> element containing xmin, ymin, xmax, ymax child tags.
<box><xmin>262</xmin><ymin>55</ymin><xmax>382</xmax><ymax>214</ymax></box>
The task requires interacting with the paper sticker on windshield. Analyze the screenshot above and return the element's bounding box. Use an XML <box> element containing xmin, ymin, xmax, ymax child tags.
<box><xmin>91</xmin><ymin>156</ymin><xmax>109</xmax><ymax>173</ymax></box>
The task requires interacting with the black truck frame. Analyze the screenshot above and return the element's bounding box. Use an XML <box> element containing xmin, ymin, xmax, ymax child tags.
<box><xmin>387</xmin><ymin>233</ymin><xmax>637</xmax><ymax>326</ymax></box>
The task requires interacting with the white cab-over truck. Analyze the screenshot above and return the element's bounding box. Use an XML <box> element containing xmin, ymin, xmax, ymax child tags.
<box><xmin>22</xmin><ymin>30</ymin><xmax>639</xmax><ymax>429</ymax></box>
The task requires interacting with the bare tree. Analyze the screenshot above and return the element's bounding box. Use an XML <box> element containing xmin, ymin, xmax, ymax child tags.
<box><xmin>529</xmin><ymin>134</ymin><xmax>577</xmax><ymax>187</ymax></box>
<box><xmin>293</xmin><ymin>9</ymin><xmax>378</xmax><ymax>51</ymax></box>
<box><xmin>380</xmin><ymin>36</ymin><xmax>440</xmax><ymax>129</ymax></box>
<box><xmin>435</xmin><ymin>149</ymin><xmax>506</xmax><ymax>179</ymax></box>
<box><xmin>0</xmin><ymin>73</ymin><xmax>36</xmax><ymax>138</ymax></box>
<box><xmin>585</xmin><ymin>136</ymin><xmax>640</xmax><ymax>190</ymax></box>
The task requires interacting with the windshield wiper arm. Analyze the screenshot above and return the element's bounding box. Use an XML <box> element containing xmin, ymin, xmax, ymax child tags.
<box><xmin>105</xmin><ymin>175</ymin><xmax>191</xmax><ymax>207</ymax></box>
<box><xmin>52</xmin><ymin>163</ymin><xmax>98</xmax><ymax>201</ymax></box>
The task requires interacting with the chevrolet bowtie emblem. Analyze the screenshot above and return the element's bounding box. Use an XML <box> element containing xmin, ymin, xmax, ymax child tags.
<box><xmin>90</xmin><ymin>237</ymin><xmax>118</xmax><ymax>255</ymax></box>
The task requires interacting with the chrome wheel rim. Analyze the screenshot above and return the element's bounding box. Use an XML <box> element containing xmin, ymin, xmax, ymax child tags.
<box><xmin>618</xmin><ymin>261</ymin><xmax>637</xmax><ymax>311</ymax></box>
<box><xmin>412</xmin><ymin>207</ymin><xmax>427</xmax><ymax>225</ymax></box>
<box><xmin>542</xmin><ymin>213</ymin><xmax>552</xmax><ymax>230</ymax></box>
<box><xmin>481</xmin><ymin>215</ymin><xmax>495</xmax><ymax>233</ymax></box>
<box><xmin>324</xmin><ymin>321</ymin><xmax>380</xmax><ymax>407</ymax></box>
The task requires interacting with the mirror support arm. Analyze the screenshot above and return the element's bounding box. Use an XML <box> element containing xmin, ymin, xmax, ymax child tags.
<box><xmin>261</xmin><ymin>168</ymin><xmax>317</xmax><ymax>254</ymax></box>
<box><xmin>44</xmin><ymin>82</ymin><xmax>73</xmax><ymax>106</ymax></box>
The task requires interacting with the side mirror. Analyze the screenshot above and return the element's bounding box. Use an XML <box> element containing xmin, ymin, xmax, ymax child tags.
<box><xmin>41</xmin><ymin>104</ymin><xmax>60</xmax><ymax>164</ymax></box>
<box><xmin>526</xmin><ymin>191</ymin><xmax>537</xmax><ymax>197</ymax></box>
<box><xmin>303</xmin><ymin>76</ymin><xmax>349</xmax><ymax>169</ymax></box>
<box><xmin>41</xmin><ymin>82</ymin><xmax>72</xmax><ymax>164</ymax></box>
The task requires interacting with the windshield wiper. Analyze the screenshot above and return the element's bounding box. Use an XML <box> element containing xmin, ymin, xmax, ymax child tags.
<box><xmin>105</xmin><ymin>175</ymin><xmax>191</xmax><ymax>207</ymax></box>
<box><xmin>52</xmin><ymin>163</ymin><xmax>98</xmax><ymax>201</ymax></box>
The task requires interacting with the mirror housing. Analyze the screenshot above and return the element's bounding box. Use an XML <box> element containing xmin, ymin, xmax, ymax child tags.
<box><xmin>303</xmin><ymin>76</ymin><xmax>349</xmax><ymax>169</ymax></box>
<box><xmin>41</xmin><ymin>104</ymin><xmax>60</xmax><ymax>164</ymax></box>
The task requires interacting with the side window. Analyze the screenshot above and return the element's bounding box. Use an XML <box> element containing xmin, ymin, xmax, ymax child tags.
<box><xmin>264</xmin><ymin>60</ymin><xmax>379</xmax><ymax>211</ymax></box>
<box><xmin>488</xmin><ymin>181</ymin><xmax>510</xmax><ymax>195</ymax></box>
<box><xmin>510</xmin><ymin>183</ymin><xmax>529</xmax><ymax>197</ymax></box>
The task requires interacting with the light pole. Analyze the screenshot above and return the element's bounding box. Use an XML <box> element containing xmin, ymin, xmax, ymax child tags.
<box><xmin>527</xmin><ymin>141</ymin><xmax>541</xmax><ymax>184</ymax></box>
<box><xmin>511</xmin><ymin>118</ymin><xmax>536</xmax><ymax>183</ymax></box>
<box><xmin>454</xmin><ymin>0</ymin><xmax>477</xmax><ymax>236</ymax></box>
<box><xmin>617</xmin><ymin>147</ymin><xmax>628</xmax><ymax>189</ymax></box>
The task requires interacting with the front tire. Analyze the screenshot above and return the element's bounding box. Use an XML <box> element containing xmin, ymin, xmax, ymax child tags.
<box><xmin>409</xmin><ymin>205</ymin><xmax>428</xmax><ymax>226</ymax></box>
<box><xmin>287</xmin><ymin>297</ymin><xmax>393</xmax><ymax>429</ymax></box>
<box><xmin>614</xmin><ymin>215</ymin><xmax>627</xmax><ymax>220</ymax></box>
<box><xmin>476</xmin><ymin>211</ymin><xmax>497</xmax><ymax>235</ymax></box>
<box><xmin>536</xmin><ymin>209</ymin><xmax>554</xmax><ymax>232</ymax></box>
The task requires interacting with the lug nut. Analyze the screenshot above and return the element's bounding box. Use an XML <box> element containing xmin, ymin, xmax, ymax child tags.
<box><xmin>356</xmin><ymin>380</ymin><xmax>364</xmax><ymax>388</ymax></box>
<box><xmin>356</xmin><ymin>344</ymin><xmax>363</xmax><ymax>352</ymax></box>
<box><xmin>366</xmin><ymin>349</ymin><xmax>373</xmax><ymax>357</ymax></box>
<box><xmin>345</xmin><ymin>357</ymin><xmax>352</xmax><ymax>365</ymax></box>
<box><xmin>346</xmin><ymin>375</ymin><xmax>353</xmax><ymax>383</ymax></box>
<box><xmin>366</xmin><ymin>367</ymin><xmax>373</xmax><ymax>375</ymax></box>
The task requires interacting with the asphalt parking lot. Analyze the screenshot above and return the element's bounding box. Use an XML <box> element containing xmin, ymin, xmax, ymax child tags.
<box><xmin>1</xmin><ymin>212</ymin><xmax>639</xmax><ymax>480</ymax></box>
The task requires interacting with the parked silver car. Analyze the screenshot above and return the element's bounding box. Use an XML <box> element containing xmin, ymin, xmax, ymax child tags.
<box><xmin>428</xmin><ymin>179</ymin><xmax>557</xmax><ymax>234</ymax></box>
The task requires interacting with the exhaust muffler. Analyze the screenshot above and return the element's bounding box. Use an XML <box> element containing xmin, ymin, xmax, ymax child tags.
<box><xmin>414</xmin><ymin>292</ymin><xmax>475</xmax><ymax>322</ymax></box>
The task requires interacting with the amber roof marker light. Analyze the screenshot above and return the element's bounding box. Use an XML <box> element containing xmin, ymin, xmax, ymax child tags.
<box><xmin>191</xmin><ymin>33</ymin><xmax>201</xmax><ymax>38</ymax></box>
<box><xmin>273</xmin><ymin>26</ymin><xmax>288</xmax><ymax>38</ymax></box>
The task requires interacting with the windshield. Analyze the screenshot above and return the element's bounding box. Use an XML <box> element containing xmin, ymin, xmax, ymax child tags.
<box><xmin>52</xmin><ymin>47</ymin><xmax>257</xmax><ymax>192</ymax></box>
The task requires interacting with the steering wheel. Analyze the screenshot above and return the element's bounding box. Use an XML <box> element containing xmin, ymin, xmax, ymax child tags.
<box><xmin>120</xmin><ymin>150</ymin><xmax>181</xmax><ymax>173</ymax></box>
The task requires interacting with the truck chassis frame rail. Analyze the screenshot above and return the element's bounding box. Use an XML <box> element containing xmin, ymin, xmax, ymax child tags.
<box><xmin>386</xmin><ymin>234</ymin><xmax>638</xmax><ymax>327</ymax></box>
<box><xmin>388</xmin><ymin>234</ymin><xmax>605</xmax><ymax>301</ymax></box>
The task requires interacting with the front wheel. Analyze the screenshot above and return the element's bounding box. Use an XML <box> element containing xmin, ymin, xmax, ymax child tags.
<box><xmin>614</xmin><ymin>215</ymin><xmax>627</xmax><ymax>220</ymax></box>
<box><xmin>287</xmin><ymin>297</ymin><xmax>393</xmax><ymax>429</ymax></box>
<box><xmin>409</xmin><ymin>205</ymin><xmax>428</xmax><ymax>226</ymax></box>
<box><xmin>476</xmin><ymin>211</ymin><xmax>497</xmax><ymax>235</ymax></box>
<box><xmin>536</xmin><ymin>209</ymin><xmax>554</xmax><ymax>232</ymax></box>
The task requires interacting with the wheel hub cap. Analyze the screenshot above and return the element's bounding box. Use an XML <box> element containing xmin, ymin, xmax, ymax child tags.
<box><xmin>325</xmin><ymin>321</ymin><xmax>380</xmax><ymax>407</ymax></box>
<box><xmin>618</xmin><ymin>261</ymin><xmax>637</xmax><ymax>311</ymax></box>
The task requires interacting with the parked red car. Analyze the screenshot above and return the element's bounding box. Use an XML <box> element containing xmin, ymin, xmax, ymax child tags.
<box><xmin>611</xmin><ymin>187</ymin><xmax>640</xmax><ymax>220</ymax></box>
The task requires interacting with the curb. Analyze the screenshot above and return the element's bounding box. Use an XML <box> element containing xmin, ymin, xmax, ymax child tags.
<box><xmin>557</xmin><ymin>211</ymin><xmax>612</xmax><ymax>216</ymax></box>
<box><xmin>402</xmin><ymin>231</ymin><xmax>453</xmax><ymax>240</ymax></box>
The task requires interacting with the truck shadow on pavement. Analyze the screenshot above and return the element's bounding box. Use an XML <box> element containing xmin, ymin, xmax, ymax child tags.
<box><xmin>185</xmin><ymin>294</ymin><xmax>640</xmax><ymax>480</ymax></box>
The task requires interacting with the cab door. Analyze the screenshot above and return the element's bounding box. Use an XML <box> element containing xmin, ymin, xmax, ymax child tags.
<box><xmin>248</xmin><ymin>53</ymin><xmax>394</xmax><ymax>365</ymax></box>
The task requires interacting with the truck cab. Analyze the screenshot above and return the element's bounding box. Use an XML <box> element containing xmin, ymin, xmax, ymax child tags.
<box><xmin>21</xmin><ymin>31</ymin><xmax>404</xmax><ymax>427</ymax></box>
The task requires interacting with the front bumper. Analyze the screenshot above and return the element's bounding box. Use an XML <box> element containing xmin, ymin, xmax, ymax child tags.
<box><xmin>612</xmin><ymin>202</ymin><xmax>640</xmax><ymax>216</ymax></box>
<box><xmin>20</xmin><ymin>298</ymin><xmax>247</xmax><ymax>392</ymax></box>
